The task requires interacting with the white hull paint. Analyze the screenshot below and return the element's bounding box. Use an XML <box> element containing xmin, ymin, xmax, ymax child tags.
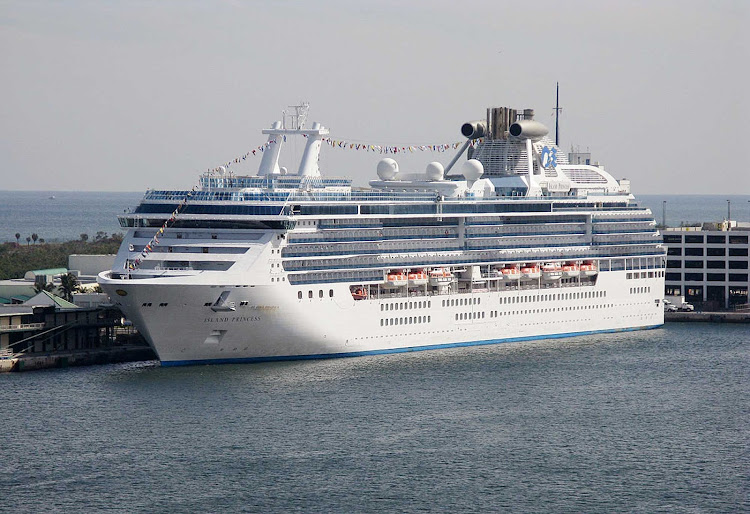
<box><xmin>100</xmin><ymin>270</ymin><xmax>664</xmax><ymax>365</ymax></box>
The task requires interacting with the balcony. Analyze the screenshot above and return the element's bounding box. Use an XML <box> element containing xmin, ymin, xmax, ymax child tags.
<box><xmin>0</xmin><ymin>322</ymin><xmax>46</xmax><ymax>333</ymax></box>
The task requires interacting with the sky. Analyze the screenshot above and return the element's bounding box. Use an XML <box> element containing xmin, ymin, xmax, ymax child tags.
<box><xmin>1</xmin><ymin>0</ymin><xmax>748</xmax><ymax>194</ymax></box>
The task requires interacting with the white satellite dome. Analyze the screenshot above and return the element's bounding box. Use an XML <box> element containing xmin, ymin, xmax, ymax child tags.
<box><xmin>377</xmin><ymin>158</ymin><xmax>399</xmax><ymax>180</ymax></box>
<box><xmin>462</xmin><ymin>159</ymin><xmax>484</xmax><ymax>181</ymax></box>
<box><xmin>218</xmin><ymin>166</ymin><xmax>227</xmax><ymax>175</ymax></box>
<box><xmin>425</xmin><ymin>162</ymin><xmax>444</xmax><ymax>181</ymax></box>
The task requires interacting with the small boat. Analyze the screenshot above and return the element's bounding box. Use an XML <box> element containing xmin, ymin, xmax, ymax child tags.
<box><xmin>500</xmin><ymin>264</ymin><xmax>520</xmax><ymax>281</ymax></box>
<box><xmin>351</xmin><ymin>286</ymin><xmax>368</xmax><ymax>300</ymax></box>
<box><xmin>408</xmin><ymin>269</ymin><xmax>428</xmax><ymax>286</ymax></box>
<box><xmin>520</xmin><ymin>264</ymin><xmax>541</xmax><ymax>281</ymax></box>
<box><xmin>562</xmin><ymin>262</ymin><xmax>580</xmax><ymax>278</ymax></box>
<box><xmin>428</xmin><ymin>267</ymin><xmax>453</xmax><ymax>286</ymax></box>
<box><xmin>580</xmin><ymin>261</ymin><xmax>598</xmax><ymax>277</ymax></box>
<box><xmin>385</xmin><ymin>270</ymin><xmax>408</xmax><ymax>287</ymax></box>
<box><xmin>541</xmin><ymin>263</ymin><xmax>562</xmax><ymax>281</ymax></box>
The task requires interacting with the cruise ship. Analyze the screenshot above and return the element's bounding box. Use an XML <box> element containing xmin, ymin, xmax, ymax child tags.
<box><xmin>98</xmin><ymin>103</ymin><xmax>666</xmax><ymax>366</ymax></box>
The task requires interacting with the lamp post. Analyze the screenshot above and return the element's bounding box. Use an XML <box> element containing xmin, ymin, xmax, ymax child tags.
<box><xmin>662</xmin><ymin>200</ymin><xmax>666</xmax><ymax>229</ymax></box>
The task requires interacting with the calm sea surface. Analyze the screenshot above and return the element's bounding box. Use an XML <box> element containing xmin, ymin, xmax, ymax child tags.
<box><xmin>2</xmin><ymin>323</ymin><xmax>747</xmax><ymax>512</ymax></box>
<box><xmin>0</xmin><ymin>191</ymin><xmax>748</xmax><ymax>244</ymax></box>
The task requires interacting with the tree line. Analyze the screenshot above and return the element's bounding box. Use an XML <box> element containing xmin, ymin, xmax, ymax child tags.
<box><xmin>0</xmin><ymin>233</ymin><xmax>123</xmax><ymax>280</ymax></box>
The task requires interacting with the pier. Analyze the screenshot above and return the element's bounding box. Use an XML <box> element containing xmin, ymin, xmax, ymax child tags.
<box><xmin>665</xmin><ymin>311</ymin><xmax>750</xmax><ymax>323</ymax></box>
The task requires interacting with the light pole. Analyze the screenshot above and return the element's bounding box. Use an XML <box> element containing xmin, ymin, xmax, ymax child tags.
<box><xmin>662</xmin><ymin>200</ymin><xmax>666</xmax><ymax>228</ymax></box>
<box><xmin>727</xmin><ymin>199</ymin><xmax>731</xmax><ymax>221</ymax></box>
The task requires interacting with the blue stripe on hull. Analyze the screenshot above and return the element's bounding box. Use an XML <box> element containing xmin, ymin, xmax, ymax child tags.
<box><xmin>160</xmin><ymin>323</ymin><xmax>664</xmax><ymax>367</ymax></box>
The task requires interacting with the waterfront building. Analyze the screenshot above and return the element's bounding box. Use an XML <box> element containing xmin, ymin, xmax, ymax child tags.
<box><xmin>663</xmin><ymin>224</ymin><xmax>749</xmax><ymax>309</ymax></box>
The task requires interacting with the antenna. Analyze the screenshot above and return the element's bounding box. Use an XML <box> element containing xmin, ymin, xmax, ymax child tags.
<box><xmin>553</xmin><ymin>82</ymin><xmax>562</xmax><ymax>146</ymax></box>
<box><xmin>283</xmin><ymin>102</ymin><xmax>309</xmax><ymax>130</ymax></box>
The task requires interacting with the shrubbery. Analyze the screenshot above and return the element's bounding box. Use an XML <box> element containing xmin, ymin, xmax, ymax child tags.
<box><xmin>0</xmin><ymin>235</ymin><xmax>123</xmax><ymax>280</ymax></box>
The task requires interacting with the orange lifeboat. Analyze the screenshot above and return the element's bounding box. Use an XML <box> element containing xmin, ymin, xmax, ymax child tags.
<box><xmin>500</xmin><ymin>264</ymin><xmax>520</xmax><ymax>281</ymax></box>
<box><xmin>429</xmin><ymin>267</ymin><xmax>453</xmax><ymax>286</ymax></box>
<box><xmin>520</xmin><ymin>264</ymin><xmax>541</xmax><ymax>281</ymax></box>
<box><xmin>385</xmin><ymin>270</ymin><xmax>408</xmax><ymax>287</ymax></box>
<box><xmin>408</xmin><ymin>269</ymin><xmax>428</xmax><ymax>286</ymax></box>
<box><xmin>580</xmin><ymin>261</ymin><xmax>598</xmax><ymax>277</ymax></box>
<box><xmin>541</xmin><ymin>263</ymin><xmax>563</xmax><ymax>281</ymax></box>
<box><xmin>351</xmin><ymin>286</ymin><xmax>368</xmax><ymax>300</ymax></box>
<box><xmin>562</xmin><ymin>262</ymin><xmax>580</xmax><ymax>278</ymax></box>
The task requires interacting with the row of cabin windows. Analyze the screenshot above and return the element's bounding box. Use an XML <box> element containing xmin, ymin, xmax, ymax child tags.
<box><xmin>381</xmin><ymin>300</ymin><xmax>431</xmax><ymax>311</ymax></box>
<box><xmin>442</xmin><ymin>297</ymin><xmax>481</xmax><ymax>308</ymax></box>
<box><xmin>666</xmin><ymin>273</ymin><xmax>749</xmax><ymax>282</ymax></box>
<box><xmin>456</xmin><ymin>311</ymin><xmax>485</xmax><ymax>320</ymax></box>
<box><xmin>667</xmin><ymin>260</ymin><xmax>748</xmax><ymax>269</ymax></box>
<box><xmin>667</xmin><ymin>247</ymin><xmax>749</xmax><ymax>256</ymax></box>
<box><xmin>630</xmin><ymin>286</ymin><xmax>652</xmax><ymax>294</ymax></box>
<box><xmin>298</xmin><ymin>290</ymin><xmax>335</xmax><ymax>299</ymax></box>
<box><xmin>381</xmin><ymin>316</ymin><xmax>431</xmax><ymax>326</ymax></box>
<box><xmin>500</xmin><ymin>290</ymin><xmax>606</xmax><ymax>304</ymax></box>
<box><xmin>626</xmin><ymin>271</ymin><xmax>664</xmax><ymax>279</ymax></box>
<box><xmin>664</xmin><ymin>234</ymin><xmax>749</xmax><ymax>245</ymax></box>
<box><xmin>453</xmin><ymin>304</ymin><xmax>628</xmax><ymax>320</ymax></box>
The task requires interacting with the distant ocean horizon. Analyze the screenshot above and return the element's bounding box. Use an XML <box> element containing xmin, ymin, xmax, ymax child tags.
<box><xmin>0</xmin><ymin>190</ymin><xmax>748</xmax><ymax>244</ymax></box>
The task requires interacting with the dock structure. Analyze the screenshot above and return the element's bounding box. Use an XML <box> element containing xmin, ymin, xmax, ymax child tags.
<box><xmin>0</xmin><ymin>296</ymin><xmax>154</xmax><ymax>372</ymax></box>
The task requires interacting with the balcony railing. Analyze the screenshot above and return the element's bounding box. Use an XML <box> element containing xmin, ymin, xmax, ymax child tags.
<box><xmin>0</xmin><ymin>322</ymin><xmax>46</xmax><ymax>333</ymax></box>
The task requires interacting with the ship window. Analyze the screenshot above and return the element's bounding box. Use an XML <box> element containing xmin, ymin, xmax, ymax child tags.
<box><xmin>329</xmin><ymin>289</ymin><xmax>334</xmax><ymax>297</ymax></box>
<box><xmin>319</xmin><ymin>290</ymin><xmax>323</xmax><ymax>298</ymax></box>
<box><xmin>380</xmin><ymin>319</ymin><xmax>383</xmax><ymax>326</ymax></box>
<box><xmin>308</xmin><ymin>291</ymin><xmax>313</xmax><ymax>299</ymax></box>
<box><xmin>204</xmin><ymin>302</ymin><xmax>212</xmax><ymax>306</ymax></box>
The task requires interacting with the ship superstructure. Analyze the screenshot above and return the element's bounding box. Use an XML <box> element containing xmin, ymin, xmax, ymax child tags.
<box><xmin>99</xmin><ymin>104</ymin><xmax>666</xmax><ymax>366</ymax></box>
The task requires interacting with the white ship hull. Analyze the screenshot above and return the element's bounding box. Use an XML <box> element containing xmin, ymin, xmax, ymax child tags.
<box><xmin>100</xmin><ymin>270</ymin><xmax>664</xmax><ymax>366</ymax></box>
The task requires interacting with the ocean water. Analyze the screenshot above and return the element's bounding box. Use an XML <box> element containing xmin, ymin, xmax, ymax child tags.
<box><xmin>1</xmin><ymin>323</ymin><xmax>747</xmax><ymax>512</ymax></box>
<box><xmin>638</xmin><ymin>194</ymin><xmax>750</xmax><ymax>228</ymax></box>
<box><xmin>0</xmin><ymin>191</ymin><xmax>143</xmax><ymax>243</ymax></box>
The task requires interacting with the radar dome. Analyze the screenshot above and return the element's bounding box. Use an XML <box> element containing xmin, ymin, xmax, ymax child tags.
<box><xmin>425</xmin><ymin>162</ymin><xmax>444</xmax><ymax>181</ymax></box>
<box><xmin>218</xmin><ymin>166</ymin><xmax>227</xmax><ymax>175</ymax></box>
<box><xmin>279</xmin><ymin>166</ymin><xmax>288</xmax><ymax>176</ymax></box>
<box><xmin>462</xmin><ymin>159</ymin><xmax>484</xmax><ymax>181</ymax></box>
<box><xmin>377</xmin><ymin>158</ymin><xmax>399</xmax><ymax>180</ymax></box>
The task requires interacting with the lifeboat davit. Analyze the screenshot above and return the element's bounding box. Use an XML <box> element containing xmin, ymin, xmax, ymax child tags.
<box><xmin>500</xmin><ymin>264</ymin><xmax>520</xmax><ymax>281</ymax></box>
<box><xmin>385</xmin><ymin>270</ymin><xmax>408</xmax><ymax>287</ymax></box>
<box><xmin>580</xmin><ymin>261</ymin><xmax>598</xmax><ymax>277</ymax></box>
<box><xmin>562</xmin><ymin>262</ymin><xmax>580</xmax><ymax>278</ymax></box>
<box><xmin>541</xmin><ymin>263</ymin><xmax>563</xmax><ymax>281</ymax></box>
<box><xmin>429</xmin><ymin>267</ymin><xmax>453</xmax><ymax>286</ymax></box>
<box><xmin>520</xmin><ymin>264</ymin><xmax>541</xmax><ymax>281</ymax></box>
<box><xmin>408</xmin><ymin>269</ymin><xmax>429</xmax><ymax>286</ymax></box>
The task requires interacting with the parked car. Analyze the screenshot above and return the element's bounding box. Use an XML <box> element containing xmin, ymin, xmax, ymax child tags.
<box><xmin>664</xmin><ymin>304</ymin><xmax>677</xmax><ymax>312</ymax></box>
<box><xmin>678</xmin><ymin>303</ymin><xmax>694</xmax><ymax>312</ymax></box>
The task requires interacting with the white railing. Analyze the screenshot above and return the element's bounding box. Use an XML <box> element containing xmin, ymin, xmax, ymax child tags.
<box><xmin>0</xmin><ymin>323</ymin><xmax>46</xmax><ymax>333</ymax></box>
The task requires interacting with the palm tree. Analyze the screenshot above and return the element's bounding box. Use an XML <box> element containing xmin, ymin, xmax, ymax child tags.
<box><xmin>33</xmin><ymin>281</ymin><xmax>55</xmax><ymax>294</ymax></box>
<box><xmin>59</xmin><ymin>273</ymin><xmax>79</xmax><ymax>302</ymax></box>
<box><xmin>15</xmin><ymin>232</ymin><xmax>20</xmax><ymax>245</ymax></box>
<box><xmin>31</xmin><ymin>233</ymin><xmax>38</xmax><ymax>244</ymax></box>
<box><xmin>26</xmin><ymin>236</ymin><xmax>31</xmax><ymax>245</ymax></box>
